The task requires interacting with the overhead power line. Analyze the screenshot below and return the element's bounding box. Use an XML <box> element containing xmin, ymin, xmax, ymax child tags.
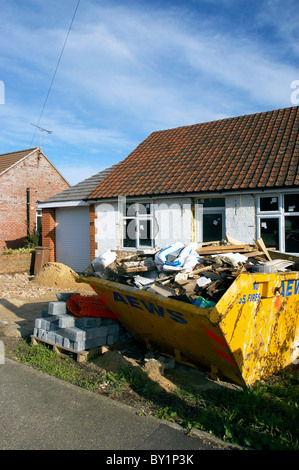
<box><xmin>30</xmin><ymin>0</ymin><xmax>81</xmax><ymax>146</ymax></box>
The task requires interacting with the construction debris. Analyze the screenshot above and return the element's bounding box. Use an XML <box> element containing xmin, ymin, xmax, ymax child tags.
<box><xmin>83</xmin><ymin>238</ymin><xmax>296</xmax><ymax>307</ymax></box>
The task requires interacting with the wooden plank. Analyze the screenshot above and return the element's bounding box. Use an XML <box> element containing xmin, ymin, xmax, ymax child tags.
<box><xmin>30</xmin><ymin>335</ymin><xmax>105</xmax><ymax>363</ymax></box>
<box><xmin>196</xmin><ymin>244</ymin><xmax>254</xmax><ymax>255</ymax></box>
<box><xmin>226</xmin><ymin>235</ymin><xmax>246</xmax><ymax>245</ymax></box>
<box><xmin>255</xmin><ymin>238</ymin><xmax>272</xmax><ymax>261</ymax></box>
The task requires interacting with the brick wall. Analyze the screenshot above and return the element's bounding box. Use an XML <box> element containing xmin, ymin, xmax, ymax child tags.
<box><xmin>0</xmin><ymin>149</ymin><xmax>69</xmax><ymax>251</ymax></box>
<box><xmin>0</xmin><ymin>252</ymin><xmax>35</xmax><ymax>274</ymax></box>
<box><xmin>41</xmin><ymin>208</ymin><xmax>56</xmax><ymax>262</ymax></box>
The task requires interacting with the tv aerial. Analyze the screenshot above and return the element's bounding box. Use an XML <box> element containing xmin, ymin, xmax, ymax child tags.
<box><xmin>30</xmin><ymin>123</ymin><xmax>53</xmax><ymax>150</ymax></box>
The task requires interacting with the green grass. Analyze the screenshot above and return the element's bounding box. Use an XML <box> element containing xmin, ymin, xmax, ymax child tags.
<box><xmin>11</xmin><ymin>339</ymin><xmax>299</xmax><ymax>450</ymax></box>
<box><xmin>14</xmin><ymin>340</ymin><xmax>103</xmax><ymax>391</ymax></box>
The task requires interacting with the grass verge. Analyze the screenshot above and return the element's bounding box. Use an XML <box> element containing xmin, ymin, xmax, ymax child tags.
<box><xmin>9</xmin><ymin>338</ymin><xmax>299</xmax><ymax>451</ymax></box>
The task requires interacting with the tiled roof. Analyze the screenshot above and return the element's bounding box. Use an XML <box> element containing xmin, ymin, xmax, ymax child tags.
<box><xmin>41</xmin><ymin>164</ymin><xmax>119</xmax><ymax>203</ymax></box>
<box><xmin>0</xmin><ymin>148</ymin><xmax>38</xmax><ymax>175</ymax></box>
<box><xmin>88</xmin><ymin>106</ymin><xmax>299</xmax><ymax>200</ymax></box>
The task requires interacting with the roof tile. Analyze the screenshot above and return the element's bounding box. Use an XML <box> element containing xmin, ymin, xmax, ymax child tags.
<box><xmin>89</xmin><ymin>106</ymin><xmax>299</xmax><ymax>199</ymax></box>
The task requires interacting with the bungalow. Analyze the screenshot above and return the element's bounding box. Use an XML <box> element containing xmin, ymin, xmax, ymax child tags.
<box><xmin>40</xmin><ymin>106</ymin><xmax>299</xmax><ymax>271</ymax></box>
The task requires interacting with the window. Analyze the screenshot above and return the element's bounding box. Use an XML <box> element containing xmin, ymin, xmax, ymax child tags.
<box><xmin>257</xmin><ymin>193</ymin><xmax>299</xmax><ymax>254</ymax></box>
<box><xmin>122</xmin><ymin>202</ymin><xmax>153</xmax><ymax>248</ymax></box>
<box><xmin>196</xmin><ymin>198</ymin><xmax>225</xmax><ymax>243</ymax></box>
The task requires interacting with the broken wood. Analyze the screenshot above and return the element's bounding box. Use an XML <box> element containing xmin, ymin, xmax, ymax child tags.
<box><xmin>255</xmin><ymin>238</ymin><xmax>272</xmax><ymax>261</ymax></box>
<box><xmin>226</xmin><ymin>235</ymin><xmax>246</xmax><ymax>245</ymax></box>
<box><xmin>196</xmin><ymin>244</ymin><xmax>254</xmax><ymax>255</ymax></box>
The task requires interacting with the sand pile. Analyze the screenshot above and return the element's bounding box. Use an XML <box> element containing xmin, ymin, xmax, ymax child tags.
<box><xmin>33</xmin><ymin>262</ymin><xmax>81</xmax><ymax>289</ymax></box>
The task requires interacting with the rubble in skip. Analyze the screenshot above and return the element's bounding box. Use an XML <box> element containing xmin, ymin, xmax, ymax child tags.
<box><xmin>83</xmin><ymin>236</ymin><xmax>297</xmax><ymax>308</ymax></box>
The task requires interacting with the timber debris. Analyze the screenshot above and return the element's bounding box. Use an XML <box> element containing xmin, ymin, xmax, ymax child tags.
<box><xmin>82</xmin><ymin>237</ymin><xmax>296</xmax><ymax>307</ymax></box>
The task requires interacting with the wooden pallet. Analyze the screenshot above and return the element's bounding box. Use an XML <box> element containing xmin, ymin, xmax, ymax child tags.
<box><xmin>30</xmin><ymin>335</ymin><xmax>108</xmax><ymax>363</ymax></box>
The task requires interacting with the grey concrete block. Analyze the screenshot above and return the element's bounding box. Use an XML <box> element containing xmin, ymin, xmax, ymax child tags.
<box><xmin>58</xmin><ymin>314</ymin><xmax>75</xmax><ymax>328</ymax></box>
<box><xmin>101</xmin><ymin>318</ymin><xmax>117</xmax><ymax>326</ymax></box>
<box><xmin>48</xmin><ymin>301</ymin><xmax>67</xmax><ymax>315</ymax></box>
<box><xmin>47</xmin><ymin>331</ymin><xmax>56</xmax><ymax>343</ymax></box>
<box><xmin>74</xmin><ymin>317</ymin><xmax>103</xmax><ymax>328</ymax></box>
<box><xmin>58</xmin><ymin>327</ymin><xmax>86</xmax><ymax>342</ymax></box>
<box><xmin>41</xmin><ymin>318</ymin><xmax>59</xmax><ymax>331</ymax></box>
<box><xmin>54</xmin><ymin>333</ymin><xmax>64</xmax><ymax>346</ymax></box>
<box><xmin>72</xmin><ymin>335</ymin><xmax>107</xmax><ymax>351</ymax></box>
<box><xmin>81</xmin><ymin>326</ymin><xmax>108</xmax><ymax>339</ymax></box>
<box><xmin>63</xmin><ymin>337</ymin><xmax>71</xmax><ymax>349</ymax></box>
<box><xmin>107</xmin><ymin>333</ymin><xmax>120</xmax><ymax>345</ymax></box>
<box><xmin>56</xmin><ymin>293</ymin><xmax>76</xmax><ymax>302</ymax></box>
<box><xmin>107</xmin><ymin>324</ymin><xmax>120</xmax><ymax>335</ymax></box>
<box><xmin>34</xmin><ymin>318</ymin><xmax>43</xmax><ymax>329</ymax></box>
<box><xmin>37</xmin><ymin>328</ymin><xmax>46</xmax><ymax>340</ymax></box>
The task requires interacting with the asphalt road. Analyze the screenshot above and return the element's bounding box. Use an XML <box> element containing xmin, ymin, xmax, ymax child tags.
<box><xmin>0</xmin><ymin>358</ymin><xmax>234</xmax><ymax>455</ymax></box>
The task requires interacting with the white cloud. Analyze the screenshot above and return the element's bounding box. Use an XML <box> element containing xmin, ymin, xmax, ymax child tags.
<box><xmin>0</xmin><ymin>0</ymin><xmax>298</xmax><ymax>185</ymax></box>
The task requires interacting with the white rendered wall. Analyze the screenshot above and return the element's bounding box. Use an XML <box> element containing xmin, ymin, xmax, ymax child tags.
<box><xmin>94</xmin><ymin>195</ymin><xmax>257</xmax><ymax>253</ymax></box>
<box><xmin>225</xmin><ymin>194</ymin><xmax>256</xmax><ymax>244</ymax></box>
<box><xmin>95</xmin><ymin>202</ymin><xmax>119</xmax><ymax>256</ymax></box>
<box><xmin>153</xmin><ymin>198</ymin><xmax>193</xmax><ymax>248</ymax></box>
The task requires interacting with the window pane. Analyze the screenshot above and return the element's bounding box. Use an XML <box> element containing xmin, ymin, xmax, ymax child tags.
<box><xmin>138</xmin><ymin>220</ymin><xmax>152</xmax><ymax>247</ymax></box>
<box><xmin>125</xmin><ymin>203</ymin><xmax>136</xmax><ymax>217</ymax></box>
<box><xmin>138</xmin><ymin>202</ymin><xmax>151</xmax><ymax>215</ymax></box>
<box><xmin>285</xmin><ymin>216</ymin><xmax>299</xmax><ymax>253</ymax></box>
<box><xmin>123</xmin><ymin>219</ymin><xmax>136</xmax><ymax>247</ymax></box>
<box><xmin>260</xmin><ymin>218</ymin><xmax>279</xmax><ymax>249</ymax></box>
<box><xmin>284</xmin><ymin>194</ymin><xmax>299</xmax><ymax>213</ymax></box>
<box><xmin>260</xmin><ymin>196</ymin><xmax>279</xmax><ymax>212</ymax></box>
<box><xmin>203</xmin><ymin>213</ymin><xmax>223</xmax><ymax>242</ymax></box>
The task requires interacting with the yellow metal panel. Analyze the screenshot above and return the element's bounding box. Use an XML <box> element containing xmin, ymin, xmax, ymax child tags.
<box><xmin>218</xmin><ymin>272</ymin><xmax>299</xmax><ymax>385</ymax></box>
<box><xmin>78</xmin><ymin>271</ymin><xmax>299</xmax><ymax>387</ymax></box>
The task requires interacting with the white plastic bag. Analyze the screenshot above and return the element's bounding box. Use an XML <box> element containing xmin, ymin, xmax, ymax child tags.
<box><xmin>155</xmin><ymin>242</ymin><xmax>184</xmax><ymax>269</ymax></box>
<box><xmin>155</xmin><ymin>243</ymin><xmax>199</xmax><ymax>272</ymax></box>
<box><xmin>92</xmin><ymin>250</ymin><xmax>116</xmax><ymax>271</ymax></box>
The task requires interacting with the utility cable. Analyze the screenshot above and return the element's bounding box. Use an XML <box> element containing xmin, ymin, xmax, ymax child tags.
<box><xmin>30</xmin><ymin>0</ymin><xmax>81</xmax><ymax>146</ymax></box>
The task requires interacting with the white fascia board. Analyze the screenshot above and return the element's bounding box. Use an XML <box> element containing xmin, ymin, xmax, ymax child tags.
<box><xmin>38</xmin><ymin>200</ymin><xmax>90</xmax><ymax>209</ymax></box>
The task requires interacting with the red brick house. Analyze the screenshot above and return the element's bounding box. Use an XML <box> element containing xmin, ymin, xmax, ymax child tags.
<box><xmin>0</xmin><ymin>147</ymin><xmax>69</xmax><ymax>251</ymax></box>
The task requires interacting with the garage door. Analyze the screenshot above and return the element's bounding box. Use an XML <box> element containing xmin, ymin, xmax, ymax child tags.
<box><xmin>55</xmin><ymin>207</ymin><xmax>90</xmax><ymax>272</ymax></box>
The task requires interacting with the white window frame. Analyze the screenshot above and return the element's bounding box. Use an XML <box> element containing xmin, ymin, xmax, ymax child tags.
<box><xmin>256</xmin><ymin>193</ymin><xmax>299</xmax><ymax>255</ymax></box>
<box><xmin>195</xmin><ymin>199</ymin><xmax>225</xmax><ymax>243</ymax></box>
<box><xmin>122</xmin><ymin>201</ymin><xmax>154</xmax><ymax>249</ymax></box>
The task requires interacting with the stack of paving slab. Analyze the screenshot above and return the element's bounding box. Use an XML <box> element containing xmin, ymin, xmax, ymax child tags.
<box><xmin>33</xmin><ymin>298</ymin><xmax>122</xmax><ymax>351</ymax></box>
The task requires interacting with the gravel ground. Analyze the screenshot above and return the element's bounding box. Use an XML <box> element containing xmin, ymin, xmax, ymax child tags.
<box><xmin>0</xmin><ymin>273</ymin><xmax>75</xmax><ymax>299</ymax></box>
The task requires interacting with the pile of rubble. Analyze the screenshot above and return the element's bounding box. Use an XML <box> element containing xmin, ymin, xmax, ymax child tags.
<box><xmin>82</xmin><ymin>237</ymin><xmax>296</xmax><ymax>307</ymax></box>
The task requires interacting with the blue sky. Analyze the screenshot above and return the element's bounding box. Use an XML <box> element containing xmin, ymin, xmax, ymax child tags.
<box><xmin>0</xmin><ymin>0</ymin><xmax>298</xmax><ymax>185</ymax></box>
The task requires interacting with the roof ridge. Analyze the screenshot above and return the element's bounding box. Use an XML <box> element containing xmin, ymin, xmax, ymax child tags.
<box><xmin>152</xmin><ymin>105</ymin><xmax>299</xmax><ymax>135</ymax></box>
<box><xmin>0</xmin><ymin>147</ymin><xmax>38</xmax><ymax>157</ymax></box>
